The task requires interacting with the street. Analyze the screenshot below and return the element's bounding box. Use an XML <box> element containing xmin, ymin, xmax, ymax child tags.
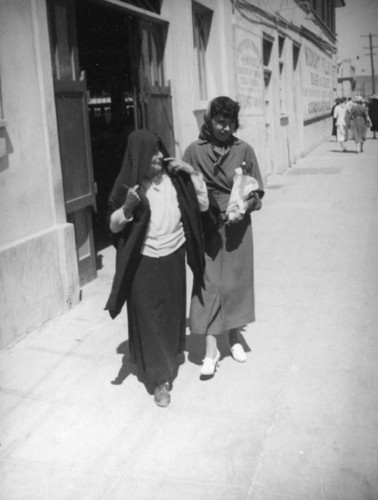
<box><xmin>1</xmin><ymin>136</ymin><xmax>378</xmax><ymax>500</ymax></box>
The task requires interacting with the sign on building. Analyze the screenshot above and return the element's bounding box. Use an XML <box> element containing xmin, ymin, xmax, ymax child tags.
<box><xmin>302</xmin><ymin>43</ymin><xmax>333</xmax><ymax>120</ymax></box>
<box><xmin>234</xmin><ymin>25</ymin><xmax>264</xmax><ymax>116</ymax></box>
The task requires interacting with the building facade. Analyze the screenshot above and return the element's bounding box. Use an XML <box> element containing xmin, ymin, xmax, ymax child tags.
<box><xmin>0</xmin><ymin>0</ymin><xmax>343</xmax><ymax>348</ymax></box>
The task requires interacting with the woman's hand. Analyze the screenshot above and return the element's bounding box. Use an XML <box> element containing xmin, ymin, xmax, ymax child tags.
<box><xmin>227</xmin><ymin>211</ymin><xmax>244</xmax><ymax>224</ymax></box>
<box><xmin>244</xmin><ymin>192</ymin><xmax>262</xmax><ymax>213</ymax></box>
<box><xmin>165</xmin><ymin>158</ymin><xmax>196</xmax><ymax>175</ymax></box>
<box><xmin>122</xmin><ymin>185</ymin><xmax>140</xmax><ymax>219</ymax></box>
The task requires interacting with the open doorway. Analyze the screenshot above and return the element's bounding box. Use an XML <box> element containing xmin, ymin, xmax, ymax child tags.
<box><xmin>49</xmin><ymin>0</ymin><xmax>175</xmax><ymax>270</ymax></box>
<box><xmin>75</xmin><ymin>1</ymin><xmax>138</xmax><ymax>251</ymax></box>
<box><xmin>75</xmin><ymin>0</ymin><xmax>174</xmax><ymax>253</ymax></box>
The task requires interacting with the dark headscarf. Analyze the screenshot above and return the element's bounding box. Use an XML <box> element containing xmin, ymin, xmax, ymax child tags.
<box><xmin>108</xmin><ymin>129</ymin><xmax>159</xmax><ymax>211</ymax></box>
<box><xmin>105</xmin><ymin>129</ymin><xmax>205</xmax><ymax>319</ymax></box>
<box><xmin>199</xmin><ymin>97</ymin><xmax>239</xmax><ymax>151</ymax></box>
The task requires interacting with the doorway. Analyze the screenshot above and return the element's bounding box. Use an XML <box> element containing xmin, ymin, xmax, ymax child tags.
<box><xmin>75</xmin><ymin>1</ymin><xmax>137</xmax><ymax>251</ymax></box>
<box><xmin>48</xmin><ymin>0</ymin><xmax>175</xmax><ymax>284</ymax></box>
<box><xmin>75</xmin><ymin>0</ymin><xmax>174</xmax><ymax>252</ymax></box>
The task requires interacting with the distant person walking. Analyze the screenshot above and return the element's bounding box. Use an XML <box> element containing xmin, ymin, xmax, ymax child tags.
<box><xmin>346</xmin><ymin>97</ymin><xmax>354</xmax><ymax>140</ymax></box>
<box><xmin>349</xmin><ymin>96</ymin><xmax>371</xmax><ymax>153</ymax></box>
<box><xmin>331</xmin><ymin>98</ymin><xmax>340</xmax><ymax>139</ymax></box>
<box><xmin>333</xmin><ymin>97</ymin><xmax>348</xmax><ymax>152</ymax></box>
<box><xmin>368</xmin><ymin>96</ymin><xmax>378</xmax><ymax>139</ymax></box>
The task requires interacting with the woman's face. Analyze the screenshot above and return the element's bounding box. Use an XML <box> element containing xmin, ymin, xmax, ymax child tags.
<box><xmin>210</xmin><ymin>114</ymin><xmax>236</xmax><ymax>142</ymax></box>
<box><xmin>145</xmin><ymin>151</ymin><xmax>164</xmax><ymax>180</ymax></box>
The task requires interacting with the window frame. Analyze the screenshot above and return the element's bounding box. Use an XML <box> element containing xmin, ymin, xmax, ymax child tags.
<box><xmin>278</xmin><ymin>34</ymin><xmax>287</xmax><ymax>115</ymax></box>
<box><xmin>192</xmin><ymin>1</ymin><xmax>213</xmax><ymax>101</ymax></box>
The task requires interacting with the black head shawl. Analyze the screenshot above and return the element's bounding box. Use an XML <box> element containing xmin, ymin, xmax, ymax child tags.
<box><xmin>105</xmin><ymin>130</ymin><xmax>158</xmax><ymax>318</ymax></box>
<box><xmin>108</xmin><ymin>129</ymin><xmax>160</xmax><ymax>210</ymax></box>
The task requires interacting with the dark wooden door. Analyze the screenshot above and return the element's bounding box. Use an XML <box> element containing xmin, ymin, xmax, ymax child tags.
<box><xmin>47</xmin><ymin>0</ymin><xmax>97</xmax><ymax>286</ymax></box>
<box><xmin>138</xmin><ymin>20</ymin><xmax>174</xmax><ymax>155</ymax></box>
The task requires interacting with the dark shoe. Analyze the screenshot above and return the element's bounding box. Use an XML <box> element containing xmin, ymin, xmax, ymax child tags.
<box><xmin>154</xmin><ymin>382</ymin><xmax>170</xmax><ymax>407</ymax></box>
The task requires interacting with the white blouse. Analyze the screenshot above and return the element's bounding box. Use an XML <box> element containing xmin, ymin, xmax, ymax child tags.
<box><xmin>110</xmin><ymin>172</ymin><xmax>208</xmax><ymax>258</ymax></box>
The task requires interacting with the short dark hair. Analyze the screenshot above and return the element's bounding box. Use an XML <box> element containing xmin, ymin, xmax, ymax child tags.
<box><xmin>208</xmin><ymin>96</ymin><xmax>240</xmax><ymax>130</ymax></box>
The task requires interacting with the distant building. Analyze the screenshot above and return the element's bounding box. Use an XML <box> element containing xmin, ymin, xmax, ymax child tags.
<box><xmin>0</xmin><ymin>0</ymin><xmax>344</xmax><ymax>348</ymax></box>
<box><xmin>337</xmin><ymin>59</ymin><xmax>356</xmax><ymax>97</ymax></box>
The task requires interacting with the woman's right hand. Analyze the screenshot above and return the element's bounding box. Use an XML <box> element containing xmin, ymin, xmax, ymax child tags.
<box><xmin>122</xmin><ymin>185</ymin><xmax>140</xmax><ymax>219</ymax></box>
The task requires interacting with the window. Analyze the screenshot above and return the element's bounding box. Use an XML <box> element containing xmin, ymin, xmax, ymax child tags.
<box><xmin>278</xmin><ymin>35</ymin><xmax>285</xmax><ymax>58</ymax></box>
<box><xmin>278</xmin><ymin>35</ymin><xmax>286</xmax><ymax>114</ymax></box>
<box><xmin>119</xmin><ymin>0</ymin><xmax>162</xmax><ymax>14</ymax></box>
<box><xmin>192</xmin><ymin>2</ymin><xmax>213</xmax><ymax>101</ymax></box>
<box><xmin>264</xmin><ymin>70</ymin><xmax>271</xmax><ymax>89</ymax></box>
<box><xmin>140</xmin><ymin>22</ymin><xmax>166</xmax><ymax>87</ymax></box>
<box><xmin>0</xmin><ymin>75</ymin><xmax>4</xmax><ymax>124</ymax></box>
<box><xmin>262</xmin><ymin>33</ymin><xmax>273</xmax><ymax>67</ymax></box>
<box><xmin>293</xmin><ymin>43</ymin><xmax>300</xmax><ymax>71</ymax></box>
<box><xmin>262</xmin><ymin>33</ymin><xmax>274</xmax><ymax>91</ymax></box>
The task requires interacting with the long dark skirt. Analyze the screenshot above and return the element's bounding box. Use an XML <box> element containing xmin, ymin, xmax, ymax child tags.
<box><xmin>126</xmin><ymin>245</ymin><xmax>186</xmax><ymax>385</ymax></box>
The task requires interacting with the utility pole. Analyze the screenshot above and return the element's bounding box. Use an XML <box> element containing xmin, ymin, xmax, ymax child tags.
<box><xmin>361</xmin><ymin>33</ymin><xmax>377</xmax><ymax>95</ymax></box>
<box><xmin>361</xmin><ymin>33</ymin><xmax>378</xmax><ymax>139</ymax></box>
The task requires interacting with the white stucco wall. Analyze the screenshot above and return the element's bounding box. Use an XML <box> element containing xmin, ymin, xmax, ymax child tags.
<box><xmin>163</xmin><ymin>0</ymin><xmax>235</xmax><ymax>157</ymax></box>
<box><xmin>0</xmin><ymin>0</ymin><xmax>80</xmax><ymax>348</ymax></box>
<box><xmin>163</xmin><ymin>0</ymin><xmax>335</xmax><ymax>181</ymax></box>
<box><xmin>231</xmin><ymin>0</ymin><xmax>336</xmax><ymax>175</ymax></box>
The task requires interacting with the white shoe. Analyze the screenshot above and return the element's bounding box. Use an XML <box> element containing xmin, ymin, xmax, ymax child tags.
<box><xmin>200</xmin><ymin>350</ymin><xmax>220</xmax><ymax>376</ymax></box>
<box><xmin>230</xmin><ymin>343</ymin><xmax>247</xmax><ymax>362</ymax></box>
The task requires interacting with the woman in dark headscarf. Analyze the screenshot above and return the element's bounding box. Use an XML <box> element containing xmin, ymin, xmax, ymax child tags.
<box><xmin>105</xmin><ymin>130</ymin><xmax>208</xmax><ymax>407</ymax></box>
<box><xmin>331</xmin><ymin>97</ymin><xmax>340</xmax><ymax>139</ymax></box>
<box><xmin>183</xmin><ymin>96</ymin><xmax>264</xmax><ymax>377</ymax></box>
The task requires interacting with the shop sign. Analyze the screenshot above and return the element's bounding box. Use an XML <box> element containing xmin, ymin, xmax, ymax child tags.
<box><xmin>303</xmin><ymin>43</ymin><xmax>333</xmax><ymax>119</ymax></box>
<box><xmin>234</xmin><ymin>26</ymin><xmax>264</xmax><ymax>116</ymax></box>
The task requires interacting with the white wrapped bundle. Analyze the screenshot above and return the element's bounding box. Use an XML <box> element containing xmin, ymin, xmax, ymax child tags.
<box><xmin>226</xmin><ymin>164</ymin><xmax>259</xmax><ymax>222</ymax></box>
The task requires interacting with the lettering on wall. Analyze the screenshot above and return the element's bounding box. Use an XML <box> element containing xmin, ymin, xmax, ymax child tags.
<box><xmin>303</xmin><ymin>44</ymin><xmax>333</xmax><ymax>119</ymax></box>
<box><xmin>234</xmin><ymin>26</ymin><xmax>264</xmax><ymax>116</ymax></box>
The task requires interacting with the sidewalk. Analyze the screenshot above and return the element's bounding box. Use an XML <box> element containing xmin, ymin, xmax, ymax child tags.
<box><xmin>1</xmin><ymin>137</ymin><xmax>378</xmax><ymax>500</ymax></box>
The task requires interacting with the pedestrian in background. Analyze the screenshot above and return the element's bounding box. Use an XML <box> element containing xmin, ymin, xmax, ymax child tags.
<box><xmin>331</xmin><ymin>97</ymin><xmax>340</xmax><ymax>140</ymax></box>
<box><xmin>346</xmin><ymin>97</ymin><xmax>354</xmax><ymax>141</ymax></box>
<box><xmin>183</xmin><ymin>96</ymin><xmax>264</xmax><ymax>377</ymax></box>
<box><xmin>333</xmin><ymin>96</ymin><xmax>349</xmax><ymax>152</ymax></box>
<box><xmin>105</xmin><ymin>130</ymin><xmax>208</xmax><ymax>407</ymax></box>
<box><xmin>368</xmin><ymin>95</ymin><xmax>378</xmax><ymax>138</ymax></box>
<box><xmin>349</xmin><ymin>96</ymin><xmax>371</xmax><ymax>153</ymax></box>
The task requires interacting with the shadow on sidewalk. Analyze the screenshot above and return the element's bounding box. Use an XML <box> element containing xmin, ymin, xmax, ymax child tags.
<box><xmin>329</xmin><ymin>149</ymin><xmax>356</xmax><ymax>153</ymax></box>
<box><xmin>111</xmin><ymin>325</ymin><xmax>252</xmax><ymax>390</ymax></box>
<box><xmin>110</xmin><ymin>340</ymin><xmax>185</xmax><ymax>394</ymax></box>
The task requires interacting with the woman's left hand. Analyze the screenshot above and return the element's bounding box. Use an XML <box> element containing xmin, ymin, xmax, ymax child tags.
<box><xmin>245</xmin><ymin>193</ymin><xmax>262</xmax><ymax>213</ymax></box>
<box><xmin>165</xmin><ymin>158</ymin><xmax>196</xmax><ymax>175</ymax></box>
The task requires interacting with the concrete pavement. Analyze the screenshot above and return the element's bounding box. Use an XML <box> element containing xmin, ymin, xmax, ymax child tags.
<box><xmin>1</xmin><ymin>137</ymin><xmax>378</xmax><ymax>500</ymax></box>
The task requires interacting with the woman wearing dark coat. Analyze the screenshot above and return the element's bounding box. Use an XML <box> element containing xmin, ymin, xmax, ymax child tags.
<box><xmin>368</xmin><ymin>96</ymin><xmax>378</xmax><ymax>136</ymax></box>
<box><xmin>349</xmin><ymin>96</ymin><xmax>371</xmax><ymax>153</ymax></box>
<box><xmin>105</xmin><ymin>130</ymin><xmax>208</xmax><ymax>406</ymax></box>
<box><xmin>331</xmin><ymin>98</ymin><xmax>340</xmax><ymax>139</ymax></box>
<box><xmin>183</xmin><ymin>96</ymin><xmax>264</xmax><ymax>377</ymax></box>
